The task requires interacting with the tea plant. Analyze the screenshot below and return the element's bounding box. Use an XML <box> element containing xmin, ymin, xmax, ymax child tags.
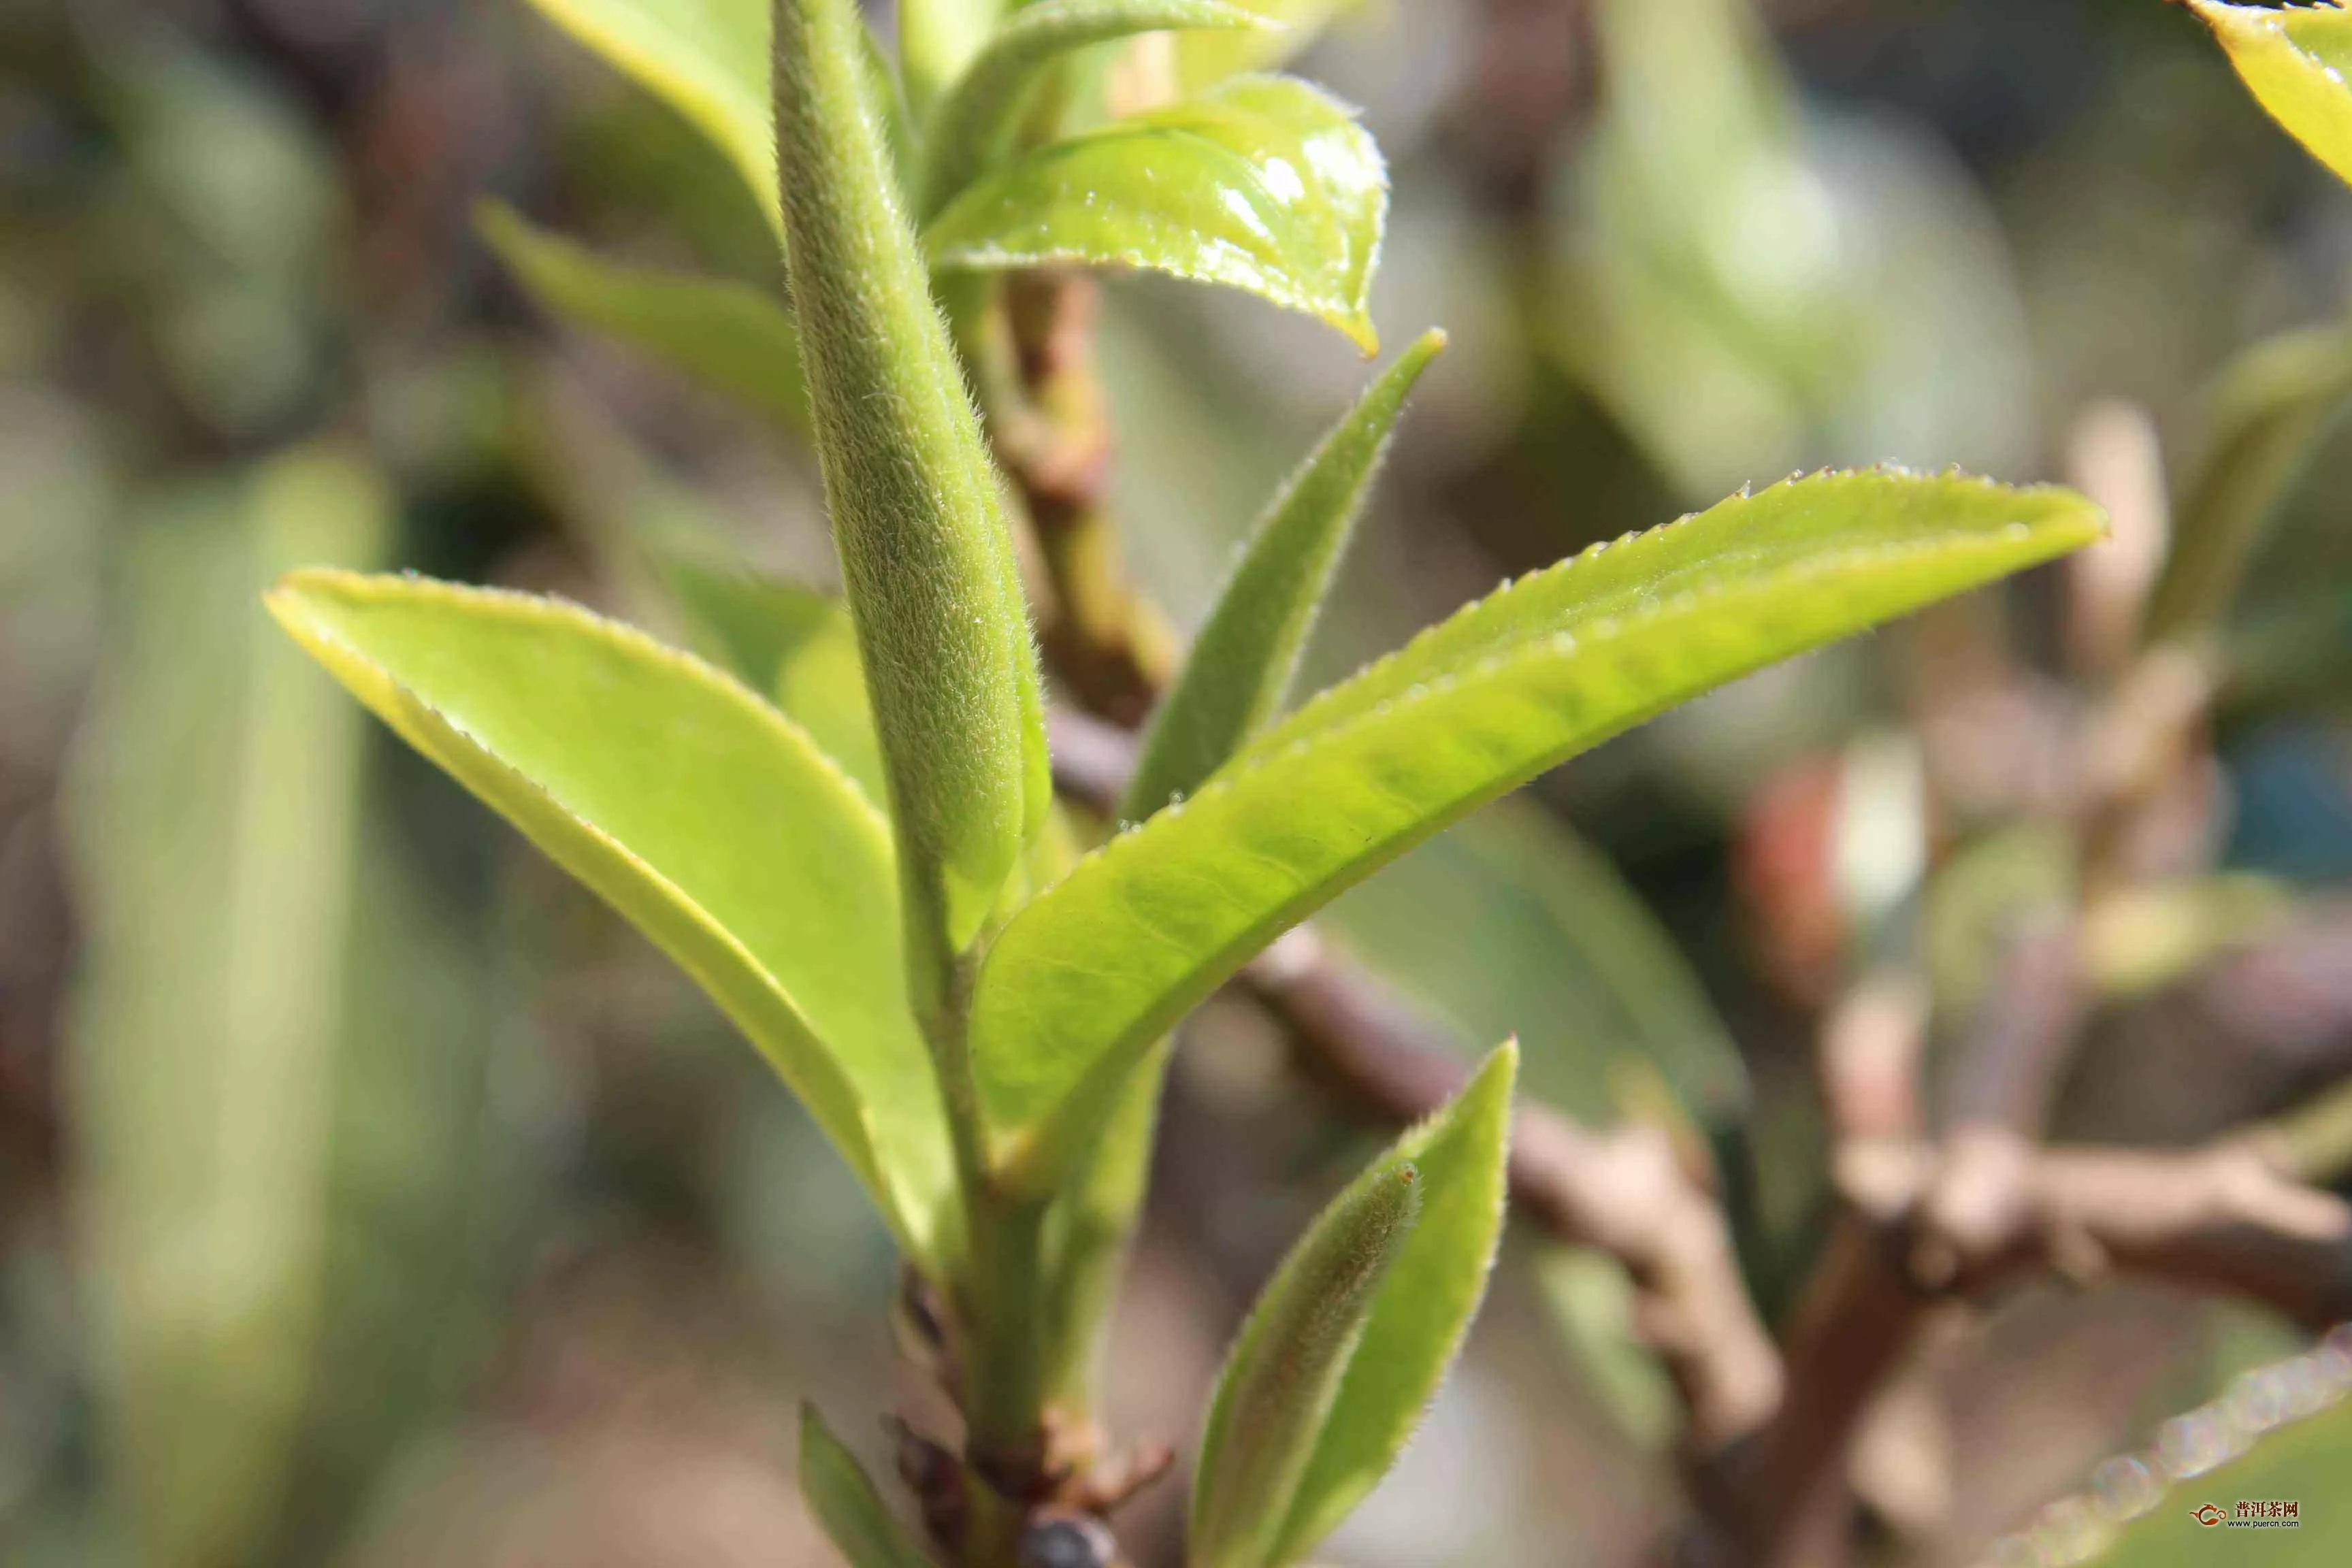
<box><xmin>265</xmin><ymin>0</ymin><xmax>2104</xmax><ymax>1562</ymax></box>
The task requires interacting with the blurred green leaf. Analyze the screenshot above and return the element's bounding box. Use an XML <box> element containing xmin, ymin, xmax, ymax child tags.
<box><xmin>2065</xmin><ymin>1379</ymin><xmax>2352</xmax><ymax>1564</ymax></box>
<box><xmin>477</xmin><ymin>203</ymin><xmax>808</xmax><ymax>431</ymax></box>
<box><xmin>1534</xmin><ymin>1246</ymin><xmax>1678</xmax><ymax>1453</ymax></box>
<box><xmin>517</xmin><ymin>0</ymin><xmax>777</xmax><ymax>227</ymax></box>
<box><xmin>1266</xmin><ymin>1042</ymin><xmax>1517</xmax><ymax>1566</ymax></box>
<box><xmin>69</xmin><ymin>452</ymin><xmax>385</xmax><ymax>1568</ymax></box>
<box><xmin>921</xmin><ymin>0</ymin><xmax>1274</xmax><ymax>217</ymax></box>
<box><xmin>1321</xmin><ymin>796</ymin><xmax>1744</xmax><ymax>1128</ymax></box>
<box><xmin>2193</xmin><ymin>0</ymin><xmax>2352</xmax><ymax>189</ymax></box>
<box><xmin>798</xmin><ymin>1404</ymin><xmax>939</xmax><ymax>1568</ymax></box>
<box><xmin>899</xmin><ymin>0</ymin><xmax>1002</xmax><ymax>122</ymax></box>
<box><xmin>926</xmin><ymin>75</ymin><xmax>1388</xmax><ymax>352</ymax></box>
<box><xmin>1191</xmin><ymin>1154</ymin><xmax>1422</xmax><ymax>1568</ymax></box>
<box><xmin>663</xmin><ymin>561</ymin><xmax>887</xmax><ymax>803</ymax></box>
<box><xmin>1124</xmin><ymin>329</ymin><xmax>1443</xmax><ymax>819</ymax></box>
<box><xmin>973</xmin><ymin>471</ymin><xmax>2102</xmax><ymax>1193</ymax></box>
<box><xmin>2145</xmin><ymin>324</ymin><xmax>2352</xmax><ymax>646</ymax></box>
<box><xmin>776</xmin><ymin>0</ymin><xmax>1051</xmax><ymax>966</ymax></box>
<box><xmin>1175</xmin><ymin>0</ymin><xmax>1361</xmax><ymax>90</ymax></box>
<box><xmin>266</xmin><ymin>572</ymin><xmax>960</xmax><ymax>1268</ymax></box>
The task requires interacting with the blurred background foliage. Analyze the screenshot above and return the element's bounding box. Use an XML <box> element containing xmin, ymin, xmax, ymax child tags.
<box><xmin>4</xmin><ymin>0</ymin><xmax>2352</xmax><ymax>1564</ymax></box>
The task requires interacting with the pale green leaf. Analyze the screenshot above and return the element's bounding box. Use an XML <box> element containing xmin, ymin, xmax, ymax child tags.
<box><xmin>1175</xmin><ymin>0</ymin><xmax>1360</xmax><ymax>91</ymax></box>
<box><xmin>1266</xmin><ymin>1043</ymin><xmax>1516</xmax><ymax>1566</ymax></box>
<box><xmin>664</xmin><ymin>561</ymin><xmax>887</xmax><ymax>804</ymax></box>
<box><xmin>477</xmin><ymin>203</ymin><xmax>808</xmax><ymax>431</ymax></box>
<box><xmin>899</xmin><ymin>0</ymin><xmax>1002</xmax><ymax>123</ymax></box>
<box><xmin>798</xmin><ymin>1404</ymin><xmax>939</xmax><ymax>1568</ymax></box>
<box><xmin>2193</xmin><ymin>0</ymin><xmax>2352</xmax><ymax>189</ymax></box>
<box><xmin>921</xmin><ymin>0</ymin><xmax>1275</xmax><ymax>217</ymax></box>
<box><xmin>776</xmin><ymin>0</ymin><xmax>1051</xmax><ymax>970</ymax></box>
<box><xmin>1190</xmin><ymin>1154</ymin><xmax>1422</xmax><ymax>1568</ymax></box>
<box><xmin>1321</xmin><ymin>796</ymin><xmax>1744</xmax><ymax>1128</ymax></box>
<box><xmin>2036</xmin><ymin>1367</ymin><xmax>2352</xmax><ymax>1565</ymax></box>
<box><xmin>926</xmin><ymin>74</ymin><xmax>1388</xmax><ymax>352</ymax></box>
<box><xmin>517</xmin><ymin>0</ymin><xmax>777</xmax><ymax>227</ymax></box>
<box><xmin>71</xmin><ymin>453</ymin><xmax>385</xmax><ymax>1568</ymax></box>
<box><xmin>265</xmin><ymin>572</ymin><xmax>958</xmax><ymax>1268</ymax></box>
<box><xmin>2144</xmin><ymin>323</ymin><xmax>2352</xmax><ymax>645</ymax></box>
<box><xmin>975</xmin><ymin>470</ymin><xmax>2102</xmax><ymax>1192</ymax></box>
<box><xmin>1123</xmin><ymin>329</ymin><xmax>1444</xmax><ymax>819</ymax></box>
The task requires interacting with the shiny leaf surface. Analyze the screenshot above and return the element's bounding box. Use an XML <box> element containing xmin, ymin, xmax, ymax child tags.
<box><xmin>267</xmin><ymin>572</ymin><xmax>958</xmax><ymax>1267</ymax></box>
<box><xmin>974</xmin><ymin>471</ymin><xmax>2102</xmax><ymax>1192</ymax></box>
<box><xmin>921</xmin><ymin>0</ymin><xmax>1273</xmax><ymax>217</ymax></box>
<box><xmin>926</xmin><ymin>74</ymin><xmax>1388</xmax><ymax>351</ymax></box>
<box><xmin>2193</xmin><ymin>1</ymin><xmax>2352</xmax><ymax>188</ymax></box>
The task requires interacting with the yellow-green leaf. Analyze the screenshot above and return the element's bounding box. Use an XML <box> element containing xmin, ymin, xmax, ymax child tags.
<box><xmin>2193</xmin><ymin>0</ymin><xmax>2352</xmax><ymax>188</ymax></box>
<box><xmin>1266</xmin><ymin>1043</ymin><xmax>1516</xmax><ymax>1566</ymax></box>
<box><xmin>478</xmin><ymin>203</ymin><xmax>808</xmax><ymax>431</ymax></box>
<box><xmin>266</xmin><ymin>572</ymin><xmax>958</xmax><ymax>1268</ymax></box>
<box><xmin>974</xmin><ymin>470</ymin><xmax>2102</xmax><ymax>1193</ymax></box>
<box><xmin>1124</xmin><ymin>329</ymin><xmax>1443</xmax><ymax>819</ymax></box>
<box><xmin>926</xmin><ymin>74</ymin><xmax>1388</xmax><ymax>352</ymax></box>
<box><xmin>518</xmin><ymin>0</ymin><xmax>777</xmax><ymax>227</ymax></box>
<box><xmin>798</xmin><ymin>1404</ymin><xmax>939</xmax><ymax>1568</ymax></box>
<box><xmin>920</xmin><ymin>0</ymin><xmax>1275</xmax><ymax>218</ymax></box>
<box><xmin>1190</xmin><ymin>1155</ymin><xmax>1422</xmax><ymax>1568</ymax></box>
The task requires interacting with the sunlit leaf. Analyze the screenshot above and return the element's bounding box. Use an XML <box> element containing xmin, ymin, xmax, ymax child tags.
<box><xmin>2144</xmin><ymin>323</ymin><xmax>2352</xmax><ymax>645</ymax></box>
<box><xmin>517</xmin><ymin>0</ymin><xmax>777</xmax><ymax>227</ymax></box>
<box><xmin>664</xmin><ymin>561</ymin><xmax>886</xmax><ymax>803</ymax></box>
<box><xmin>1124</xmin><ymin>329</ymin><xmax>1443</xmax><ymax>819</ymax></box>
<box><xmin>478</xmin><ymin>203</ymin><xmax>808</xmax><ymax>431</ymax></box>
<box><xmin>777</xmin><ymin>0</ymin><xmax>1051</xmax><ymax>967</ymax></box>
<box><xmin>921</xmin><ymin>0</ymin><xmax>1274</xmax><ymax>217</ymax></box>
<box><xmin>926</xmin><ymin>74</ymin><xmax>1388</xmax><ymax>352</ymax></box>
<box><xmin>798</xmin><ymin>1405</ymin><xmax>938</xmax><ymax>1568</ymax></box>
<box><xmin>1265</xmin><ymin>1043</ymin><xmax>1516</xmax><ymax>1566</ymax></box>
<box><xmin>1190</xmin><ymin>1154</ymin><xmax>1422</xmax><ymax>1568</ymax></box>
<box><xmin>974</xmin><ymin>470</ymin><xmax>2102</xmax><ymax>1192</ymax></box>
<box><xmin>71</xmin><ymin>453</ymin><xmax>385</xmax><ymax>1568</ymax></box>
<box><xmin>266</xmin><ymin>572</ymin><xmax>958</xmax><ymax>1267</ymax></box>
<box><xmin>2192</xmin><ymin>0</ymin><xmax>2352</xmax><ymax>189</ymax></box>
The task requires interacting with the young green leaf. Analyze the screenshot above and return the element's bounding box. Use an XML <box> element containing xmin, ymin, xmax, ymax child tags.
<box><xmin>517</xmin><ymin>0</ymin><xmax>777</xmax><ymax>227</ymax></box>
<box><xmin>773</xmin><ymin>0</ymin><xmax>1051</xmax><ymax>968</ymax></box>
<box><xmin>926</xmin><ymin>75</ymin><xmax>1388</xmax><ymax>352</ymax></box>
<box><xmin>974</xmin><ymin>470</ymin><xmax>2102</xmax><ymax>1192</ymax></box>
<box><xmin>73</xmin><ymin>454</ymin><xmax>384</xmax><ymax>1568</ymax></box>
<box><xmin>1123</xmin><ymin>329</ymin><xmax>1444</xmax><ymax>819</ymax></box>
<box><xmin>898</xmin><ymin>0</ymin><xmax>1001</xmax><ymax>124</ymax></box>
<box><xmin>265</xmin><ymin>572</ymin><xmax>959</xmax><ymax>1268</ymax></box>
<box><xmin>664</xmin><ymin>561</ymin><xmax>887</xmax><ymax>803</ymax></box>
<box><xmin>1265</xmin><ymin>1041</ymin><xmax>1517</xmax><ymax>1565</ymax></box>
<box><xmin>919</xmin><ymin>0</ymin><xmax>1275</xmax><ymax>218</ymax></box>
<box><xmin>478</xmin><ymin>203</ymin><xmax>808</xmax><ymax>431</ymax></box>
<box><xmin>1190</xmin><ymin>1156</ymin><xmax>1422</xmax><ymax>1568</ymax></box>
<box><xmin>2191</xmin><ymin>1</ymin><xmax>2352</xmax><ymax>189</ymax></box>
<box><xmin>2144</xmin><ymin>323</ymin><xmax>2352</xmax><ymax>647</ymax></box>
<box><xmin>798</xmin><ymin>1404</ymin><xmax>940</xmax><ymax>1568</ymax></box>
